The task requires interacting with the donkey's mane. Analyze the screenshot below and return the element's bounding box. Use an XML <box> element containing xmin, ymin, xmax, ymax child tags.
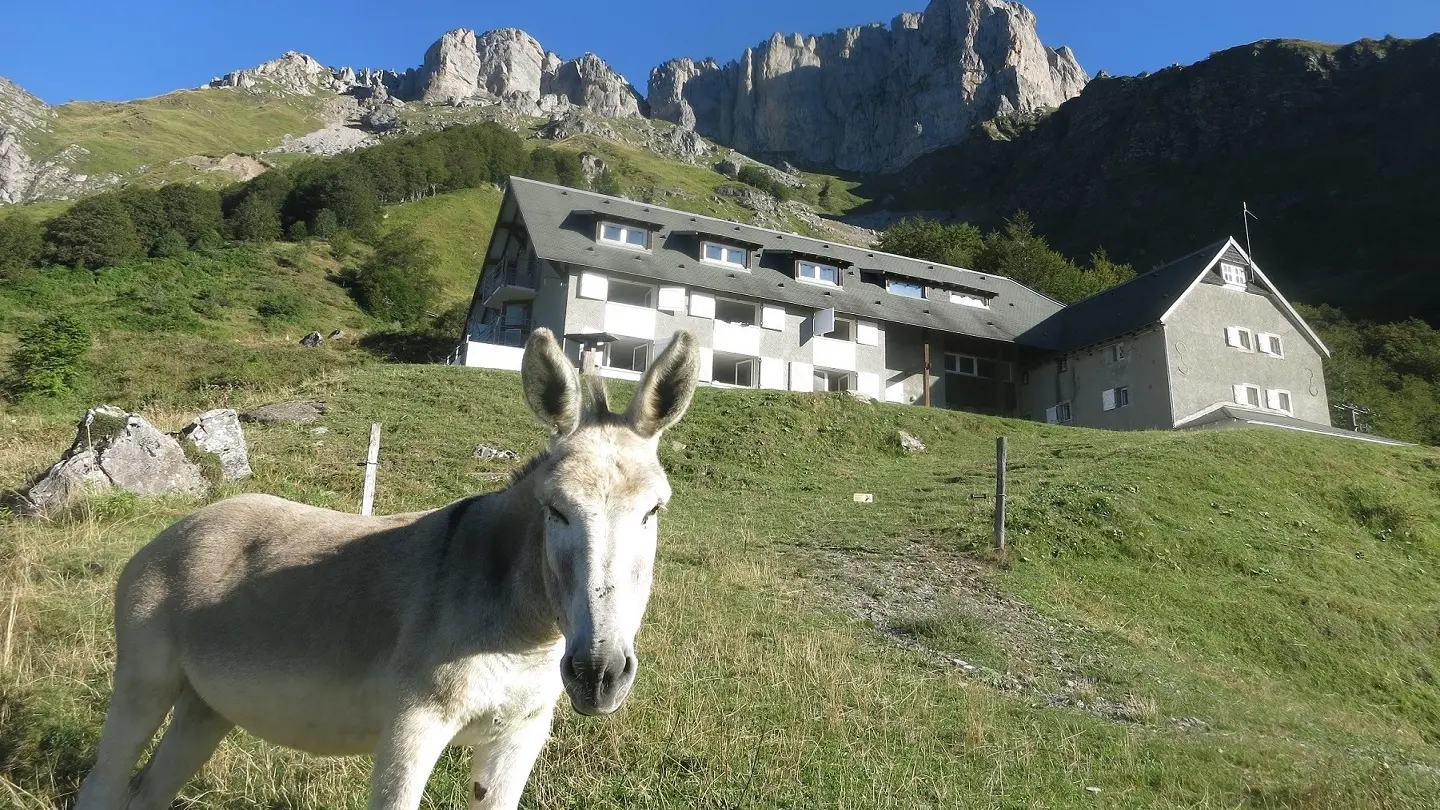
<box><xmin>508</xmin><ymin>449</ymin><xmax>553</xmax><ymax>487</ymax></box>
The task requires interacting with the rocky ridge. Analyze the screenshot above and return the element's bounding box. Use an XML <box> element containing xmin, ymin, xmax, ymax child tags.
<box><xmin>648</xmin><ymin>0</ymin><xmax>1086</xmax><ymax>172</ymax></box>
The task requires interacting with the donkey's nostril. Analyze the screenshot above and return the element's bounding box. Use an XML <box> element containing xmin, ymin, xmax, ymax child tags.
<box><xmin>560</xmin><ymin>654</ymin><xmax>580</xmax><ymax>684</ymax></box>
<box><xmin>622</xmin><ymin>655</ymin><xmax>636</xmax><ymax>678</ymax></box>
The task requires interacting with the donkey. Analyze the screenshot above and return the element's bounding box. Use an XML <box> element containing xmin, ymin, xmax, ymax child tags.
<box><xmin>73</xmin><ymin>327</ymin><xmax>701</xmax><ymax>810</ymax></box>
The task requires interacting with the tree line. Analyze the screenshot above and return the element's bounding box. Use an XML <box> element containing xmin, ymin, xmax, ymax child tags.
<box><xmin>0</xmin><ymin>122</ymin><xmax>587</xmax><ymax>275</ymax></box>
<box><xmin>873</xmin><ymin>214</ymin><xmax>1136</xmax><ymax>304</ymax></box>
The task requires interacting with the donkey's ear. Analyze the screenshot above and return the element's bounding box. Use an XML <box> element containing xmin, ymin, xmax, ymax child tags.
<box><xmin>521</xmin><ymin>328</ymin><xmax>581</xmax><ymax>435</ymax></box>
<box><xmin>627</xmin><ymin>331</ymin><xmax>700</xmax><ymax>438</ymax></box>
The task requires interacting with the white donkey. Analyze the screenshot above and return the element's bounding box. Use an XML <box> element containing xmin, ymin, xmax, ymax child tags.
<box><xmin>73</xmin><ymin>327</ymin><xmax>701</xmax><ymax>810</ymax></box>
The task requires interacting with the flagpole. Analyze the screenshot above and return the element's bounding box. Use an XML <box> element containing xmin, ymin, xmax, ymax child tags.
<box><xmin>1242</xmin><ymin>202</ymin><xmax>1256</xmax><ymax>258</ymax></box>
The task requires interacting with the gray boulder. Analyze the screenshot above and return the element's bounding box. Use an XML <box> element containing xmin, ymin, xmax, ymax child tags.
<box><xmin>714</xmin><ymin>159</ymin><xmax>741</xmax><ymax>178</ymax></box>
<box><xmin>897</xmin><ymin>429</ymin><xmax>928</xmax><ymax>454</ymax></box>
<box><xmin>579</xmin><ymin>153</ymin><xmax>607</xmax><ymax>183</ymax></box>
<box><xmin>241</xmin><ymin>400</ymin><xmax>327</xmax><ymax>425</ymax></box>
<box><xmin>300</xmin><ymin>331</ymin><xmax>323</xmax><ymax>347</ymax></box>
<box><xmin>180</xmin><ymin>409</ymin><xmax>253</xmax><ymax>480</ymax></box>
<box><xmin>474</xmin><ymin>444</ymin><xmax>520</xmax><ymax>461</ymax></box>
<box><xmin>22</xmin><ymin>406</ymin><xmax>207</xmax><ymax>515</ymax></box>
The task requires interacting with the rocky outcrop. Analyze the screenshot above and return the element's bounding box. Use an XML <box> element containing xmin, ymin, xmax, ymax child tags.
<box><xmin>647</xmin><ymin>0</ymin><xmax>1086</xmax><ymax>172</ymax></box>
<box><xmin>180</xmin><ymin>409</ymin><xmax>253</xmax><ymax>480</ymax></box>
<box><xmin>208</xmin><ymin>28</ymin><xmax>644</xmax><ymax>120</ymax></box>
<box><xmin>22</xmin><ymin>406</ymin><xmax>208</xmax><ymax>515</ymax></box>
<box><xmin>1</xmin><ymin>77</ymin><xmax>51</xmax><ymax>205</ymax></box>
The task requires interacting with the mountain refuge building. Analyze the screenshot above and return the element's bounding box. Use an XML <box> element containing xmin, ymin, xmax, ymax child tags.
<box><xmin>456</xmin><ymin>178</ymin><xmax>1392</xmax><ymax>444</ymax></box>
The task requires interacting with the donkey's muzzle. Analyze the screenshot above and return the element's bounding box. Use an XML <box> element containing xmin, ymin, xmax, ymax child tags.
<box><xmin>560</xmin><ymin>649</ymin><xmax>637</xmax><ymax>716</ymax></box>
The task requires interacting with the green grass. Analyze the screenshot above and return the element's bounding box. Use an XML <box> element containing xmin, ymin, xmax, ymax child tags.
<box><xmin>382</xmin><ymin>186</ymin><xmax>504</xmax><ymax>307</ymax></box>
<box><xmin>1</xmin><ymin>243</ymin><xmax>1438</xmax><ymax>808</ymax></box>
<box><xmin>26</xmin><ymin>90</ymin><xmax>322</xmax><ymax>180</ymax></box>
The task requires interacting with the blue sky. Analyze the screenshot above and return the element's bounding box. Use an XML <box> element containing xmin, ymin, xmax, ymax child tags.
<box><xmin>4</xmin><ymin>0</ymin><xmax>1437</xmax><ymax>104</ymax></box>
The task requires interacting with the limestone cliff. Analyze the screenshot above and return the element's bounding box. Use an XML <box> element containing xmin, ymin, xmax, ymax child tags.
<box><xmin>648</xmin><ymin>0</ymin><xmax>1086</xmax><ymax>173</ymax></box>
<box><xmin>208</xmin><ymin>28</ymin><xmax>644</xmax><ymax>119</ymax></box>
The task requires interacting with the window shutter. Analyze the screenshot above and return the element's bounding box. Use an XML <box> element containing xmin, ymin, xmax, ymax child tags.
<box><xmin>813</xmin><ymin>307</ymin><xmax>836</xmax><ymax>337</ymax></box>
<box><xmin>761</xmin><ymin>305</ymin><xmax>786</xmax><ymax>331</ymax></box>
<box><xmin>759</xmin><ymin>357</ymin><xmax>786</xmax><ymax>389</ymax></box>
<box><xmin>1102</xmin><ymin>389</ymin><xmax>1117</xmax><ymax>411</ymax></box>
<box><xmin>856</xmin><ymin>321</ymin><xmax>880</xmax><ymax>346</ymax></box>
<box><xmin>657</xmin><ymin>286</ymin><xmax>686</xmax><ymax>311</ymax></box>
<box><xmin>885</xmin><ymin>382</ymin><xmax>906</xmax><ymax>403</ymax></box>
<box><xmin>1265</xmin><ymin>389</ymin><xmax>1280</xmax><ymax>409</ymax></box>
<box><xmin>1045</xmin><ymin>406</ymin><xmax>1058</xmax><ymax>424</ymax></box>
<box><xmin>1233</xmin><ymin>384</ymin><xmax>1248</xmax><ymax>405</ymax></box>
<box><xmin>857</xmin><ymin>372</ymin><xmax>881</xmax><ymax>399</ymax></box>
<box><xmin>788</xmin><ymin>361</ymin><xmax>814</xmax><ymax>392</ymax></box>
<box><xmin>1225</xmin><ymin>327</ymin><xmax>1240</xmax><ymax>348</ymax></box>
<box><xmin>689</xmin><ymin>292</ymin><xmax>715</xmax><ymax>319</ymax></box>
<box><xmin>697</xmin><ymin>348</ymin><xmax>713</xmax><ymax>382</ymax></box>
<box><xmin>578</xmin><ymin>273</ymin><xmax>608</xmax><ymax>301</ymax></box>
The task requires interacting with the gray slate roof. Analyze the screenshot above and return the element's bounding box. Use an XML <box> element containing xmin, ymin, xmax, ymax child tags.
<box><xmin>507</xmin><ymin>178</ymin><xmax>1065</xmax><ymax>345</ymax></box>
<box><xmin>1019</xmin><ymin>239</ymin><xmax>1231</xmax><ymax>352</ymax></box>
<box><xmin>1177</xmin><ymin>406</ymin><xmax>1409</xmax><ymax>446</ymax></box>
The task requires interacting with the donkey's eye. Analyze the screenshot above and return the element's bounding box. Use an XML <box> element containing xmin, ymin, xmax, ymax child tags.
<box><xmin>546</xmin><ymin>505</ymin><xmax>570</xmax><ymax>526</ymax></box>
<box><xmin>642</xmin><ymin>503</ymin><xmax>662</xmax><ymax>526</ymax></box>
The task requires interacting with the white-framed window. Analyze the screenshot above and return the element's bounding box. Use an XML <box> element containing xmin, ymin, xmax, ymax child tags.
<box><xmin>603</xmin><ymin>337</ymin><xmax>652</xmax><ymax>372</ymax></box>
<box><xmin>1108</xmin><ymin>342</ymin><xmax>1128</xmax><ymax>362</ymax></box>
<box><xmin>950</xmin><ymin>292</ymin><xmax>989</xmax><ymax>309</ymax></box>
<box><xmin>828</xmin><ymin>317</ymin><xmax>854</xmax><ymax>342</ymax></box>
<box><xmin>1257</xmin><ymin>333</ymin><xmax>1284</xmax><ymax>358</ymax></box>
<box><xmin>797</xmin><ymin>260</ymin><xmax>840</xmax><ymax>286</ymax></box>
<box><xmin>1102</xmin><ymin>387</ymin><xmax>1130</xmax><ymax>411</ymax></box>
<box><xmin>714</xmin><ymin>297</ymin><xmax>758</xmax><ymax>326</ymax></box>
<box><xmin>1044</xmin><ymin>401</ymin><xmax>1073</xmax><ymax>424</ymax></box>
<box><xmin>1220</xmin><ymin>262</ymin><xmax>1247</xmax><ymax>287</ymax></box>
<box><xmin>711</xmin><ymin>353</ymin><xmax>757</xmax><ymax>387</ymax></box>
<box><xmin>887</xmin><ymin>279</ymin><xmax>925</xmax><ymax>298</ymax></box>
<box><xmin>944</xmin><ymin>353</ymin><xmax>1011</xmax><ymax>381</ymax></box>
<box><xmin>1224</xmin><ymin>326</ymin><xmax>1254</xmax><ymax>351</ymax></box>
<box><xmin>1233</xmin><ymin>383</ymin><xmax>1262</xmax><ymax>408</ymax></box>
<box><xmin>607</xmin><ymin>278</ymin><xmax>655</xmax><ymax>308</ymax></box>
<box><xmin>702</xmin><ymin>241</ymin><xmax>748</xmax><ymax>270</ymax></box>
<box><xmin>1266</xmin><ymin>388</ymin><xmax>1293</xmax><ymax>414</ymax></box>
<box><xmin>814</xmin><ymin>368</ymin><xmax>856</xmax><ymax>392</ymax></box>
<box><xmin>598</xmin><ymin>221</ymin><xmax>650</xmax><ymax>250</ymax></box>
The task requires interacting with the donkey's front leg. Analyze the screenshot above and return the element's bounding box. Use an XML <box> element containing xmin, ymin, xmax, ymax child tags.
<box><xmin>369</xmin><ymin>707</ymin><xmax>463</xmax><ymax>810</ymax></box>
<box><xmin>469</xmin><ymin>703</ymin><xmax>556</xmax><ymax>810</ymax></box>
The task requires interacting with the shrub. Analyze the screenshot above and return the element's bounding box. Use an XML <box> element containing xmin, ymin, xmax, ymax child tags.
<box><xmin>152</xmin><ymin>229</ymin><xmax>190</xmax><ymax>258</ymax></box>
<box><xmin>8</xmin><ymin>314</ymin><xmax>91</xmax><ymax>398</ymax></box>
<box><xmin>256</xmin><ymin>292</ymin><xmax>309</xmax><ymax>323</ymax></box>
<box><xmin>353</xmin><ymin>227</ymin><xmax>439</xmax><ymax>326</ymax></box>
<box><xmin>287</xmin><ymin>220</ymin><xmax>310</xmax><ymax>241</ymax></box>
<box><xmin>157</xmin><ymin>184</ymin><xmax>223</xmax><ymax>246</ymax></box>
<box><xmin>0</xmin><ymin>215</ymin><xmax>43</xmax><ymax>276</ymax></box>
<box><xmin>230</xmin><ymin>195</ymin><xmax>282</xmax><ymax>242</ymax></box>
<box><xmin>737</xmin><ymin>165</ymin><xmax>792</xmax><ymax>202</ymax></box>
<box><xmin>311</xmin><ymin>208</ymin><xmax>339</xmax><ymax>238</ymax></box>
<box><xmin>44</xmin><ymin>195</ymin><xmax>144</xmax><ymax>268</ymax></box>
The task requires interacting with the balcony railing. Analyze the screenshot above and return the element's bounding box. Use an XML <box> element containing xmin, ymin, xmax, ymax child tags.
<box><xmin>471</xmin><ymin>320</ymin><xmax>533</xmax><ymax>348</ymax></box>
<box><xmin>480</xmin><ymin>255</ymin><xmax>539</xmax><ymax>305</ymax></box>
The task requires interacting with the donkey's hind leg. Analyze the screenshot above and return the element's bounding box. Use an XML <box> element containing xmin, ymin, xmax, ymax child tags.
<box><xmin>126</xmin><ymin>683</ymin><xmax>233</xmax><ymax>810</ymax></box>
<box><xmin>72</xmin><ymin>642</ymin><xmax>182</xmax><ymax>810</ymax></box>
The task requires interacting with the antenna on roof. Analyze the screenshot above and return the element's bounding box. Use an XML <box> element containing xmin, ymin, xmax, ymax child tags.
<box><xmin>1242</xmin><ymin>202</ymin><xmax>1259</xmax><ymax>259</ymax></box>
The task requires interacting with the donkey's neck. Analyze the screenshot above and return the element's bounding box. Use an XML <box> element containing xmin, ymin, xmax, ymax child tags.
<box><xmin>438</xmin><ymin>469</ymin><xmax>559</xmax><ymax>651</ymax></box>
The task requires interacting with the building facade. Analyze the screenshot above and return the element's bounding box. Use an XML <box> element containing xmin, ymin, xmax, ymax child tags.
<box><xmin>458</xmin><ymin>178</ymin><xmax>1378</xmax><ymax>442</ymax></box>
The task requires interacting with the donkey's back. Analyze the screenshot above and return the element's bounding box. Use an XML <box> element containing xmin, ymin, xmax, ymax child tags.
<box><xmin>113</xmin><ymin>492</ymin><xmax>447</xmax><ymax>755</ymax></box>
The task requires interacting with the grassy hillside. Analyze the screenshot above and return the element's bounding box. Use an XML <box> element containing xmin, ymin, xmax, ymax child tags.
<box><xmin>382</xmin><ymin>186</ymin><xmax>504</xmax><ymax>306</ymax></box>
<box><xmin>1</xmin><ymin>243</ymin><xmax>1438</xmax><ymax>808</ymax></box>
<box><xmin>25</xmin><ymin>90</ymin><xmax>324</xmax><ymax>186</ymax></box>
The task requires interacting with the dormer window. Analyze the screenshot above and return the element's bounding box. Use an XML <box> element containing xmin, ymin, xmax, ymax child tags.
<box><xmin>1220</xmin><ymin>262</ymin><xmax>1247</xmax><ymax>287</ymax></box>
<box><xmin>702</xmin><ymin>241</ymin><xmax>748</xmax><ymax>270</ymax></box>
<box><xmin>886</xmin><ymin>279</ymin><xmax>925</xmax><ymax>298</ymax></box>
<box><xmin>798</xmin><ymin>260</ymin><xmax>839</xmax><ymax>286</ymax></box>
<box><xmin>950</xmin><ymin>292</ymin><xmax>989</xmax><ymax>309</ymax></box>
<box><xmin>598</xmin><ymin>221</ymin><xmax>650</xmax><ymax>250</ymax></box>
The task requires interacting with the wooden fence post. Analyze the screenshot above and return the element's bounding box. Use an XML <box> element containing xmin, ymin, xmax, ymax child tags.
<box><xmin>361</xmin><ymin>423</ymin><xmax>381</xmax><ymax>516</ymax></box>
<box><xmin>994</xmin><ymin>436</ymin><xmax>1007</xmax><ymax>551</ymax></box>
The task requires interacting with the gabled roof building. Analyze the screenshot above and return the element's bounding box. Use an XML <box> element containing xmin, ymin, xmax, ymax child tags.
<box><xmin>457</xmin><ymin>178</ymin><xmax>1388</xmax><ymax>443</ymax></box>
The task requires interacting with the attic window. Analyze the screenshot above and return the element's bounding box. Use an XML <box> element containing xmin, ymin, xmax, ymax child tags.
<box><xmin>598</xmin><ymin>222</ymin><xmax>650</xmax><ymax>250</ymax></box>
<box><xmin>950</xmin><ymin>292</ymin><xmax>989</xmax><ymax>309</ymax></box>
<box><xmin>1220</xmin><ymin>262</ymin><xmax>1247</xmax><ymax>287</ymax></box>
<box><xmin>886</xmin><ymin>279</ymin><xmax>925</xmax><ymax>298</ymax></box>
<box><xmin>797</xmin><ymin>260</ymin><xmax>840</xmax><ymax>286</ymax></box>
<box><xmin>702</xmin><ymin>241</ymin><xmax>749</xmax><ymax>270</ymax></box>
<box><xmin>1257</xmin><ymin>333</ymin><xmax>1284</xmax><ymax>358</ymax></box>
